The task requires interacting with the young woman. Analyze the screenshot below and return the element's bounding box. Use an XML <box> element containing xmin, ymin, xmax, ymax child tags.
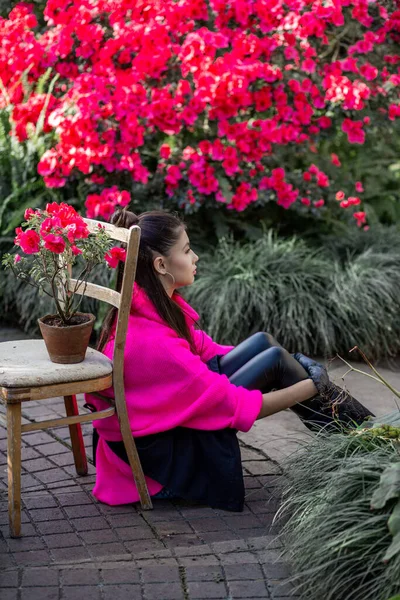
<box><xmin>87</xmin><ymin>209</ymin><xmax>373</xmax><ymax>511</ymax></box>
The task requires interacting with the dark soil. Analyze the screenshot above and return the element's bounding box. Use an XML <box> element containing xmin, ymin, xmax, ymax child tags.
<box><xmin>42</xmin><ymin>314</ymin><xmax>91</xmax><ymax>327</ymax></box>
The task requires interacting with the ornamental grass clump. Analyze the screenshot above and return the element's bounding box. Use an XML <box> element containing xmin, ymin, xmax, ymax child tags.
<box><xmin>184</xmin><ymin>232</ymin><xmax>400</xmax><ymax>359</ymax></box>
<box><xmin>1</xmin><ymin>202</ymin><xmax>125</xmax><ymax>326</ymax></box>
<box><xmin>185</xmin><ymin>233</ymin><xmax>331</xmax><ymax>352</ymax></box>
<box><xmin>278</xmin><ymin>418</ymin><xmax>400</xmax><ymax>600</ymax></box>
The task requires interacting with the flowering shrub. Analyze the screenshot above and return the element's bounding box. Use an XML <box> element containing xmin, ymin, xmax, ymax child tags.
<box><xmin>2</xmin><ymin>1</ymin><xmax>400</xmax><ymax>229</ymax></box>
<box><xmin>1</xmin><ymin>202</ymin><xmax>124</xmax><ymax>324</ymax></box>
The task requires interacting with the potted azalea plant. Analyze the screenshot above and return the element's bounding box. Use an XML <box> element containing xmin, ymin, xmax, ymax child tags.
<box><xmin>2</xmin><ymin>202</ymin><xmax>126</xmax><ymax>364</ymax></box>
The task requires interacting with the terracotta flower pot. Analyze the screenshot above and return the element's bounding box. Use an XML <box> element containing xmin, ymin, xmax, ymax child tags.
<box><xmin>38</xmin><ymin>312</ymin><xmax>96</xmax><ymax>364</ymax></box>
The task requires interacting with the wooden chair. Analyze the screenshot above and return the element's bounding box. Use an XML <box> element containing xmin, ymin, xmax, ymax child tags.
<box><xmin>0</xmin><ymin>219</ymin><xmax>152</xmax><ymax>538</ymax></box>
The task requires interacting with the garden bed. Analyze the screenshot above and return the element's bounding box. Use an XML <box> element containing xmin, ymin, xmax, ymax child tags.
<box><xmin>278</xmin><ymin>412</ymin><xmax>400</xmax><ymax>600</ymax></box>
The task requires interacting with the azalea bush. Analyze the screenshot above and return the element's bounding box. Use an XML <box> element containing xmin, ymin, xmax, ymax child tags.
<box><xmin>1</xmin><ymin>202</ymin><xmax>125</xmax><ymax>324</ymax></box>
<box><xmin>1</xmin><ymin>1</ymin><xmax>400</xmax><ymax>232</ymax></box>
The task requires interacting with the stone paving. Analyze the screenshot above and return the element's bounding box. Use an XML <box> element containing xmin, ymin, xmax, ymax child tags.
<box><xmin>4</xmin><ymin>324</ymin><xmax>399</xmax><ymax>600</ymax></box>
<box><xmin>0</xmin><ymin>336</ymin><xmax>295</xmax><ymax>600</ymax></box>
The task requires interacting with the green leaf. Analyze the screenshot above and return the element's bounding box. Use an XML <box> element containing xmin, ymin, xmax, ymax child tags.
<box><xmin>383</xmin><ymin>530</ymin><xmax>400</xmax><ymax>563</ymax></box>
<box><xmin>216</xmin><ymin>175</ymin><xmax>233</xmax><ymax>203</ymax></box>
<box><xmin>371</xmin><ymin>463</ymin><xmax>400</xmax><ymax>510</ymax></box>
<box><xmin>388</xmin><ymin>498</ymin><xmax>400</xmax><ymax>538</ymax></box>
<box><xmin>383</xmin><ymin>499</ymin><xmax>400</xmax><ymax>562</ymax></box>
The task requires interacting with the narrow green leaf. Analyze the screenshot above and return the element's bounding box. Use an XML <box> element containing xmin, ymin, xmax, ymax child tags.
<box><xmin>371</xmin><ymin>463</ymin><xmax>400</xmax><ymax>510</ymax></box>
<box><xmin>388</xmin><ymin>498</ymin><xmax>400</xmax><ymax>538</ymax></box>
<box><xmin>383</xmin><ymin>530</ymin><xmax>400</xmax><ymax>563</ymax></box>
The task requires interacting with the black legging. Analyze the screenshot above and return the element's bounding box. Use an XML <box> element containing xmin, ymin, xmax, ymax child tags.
<box><xmin>219</xmin><ymin>332</ymin><xmax>374</xmax><ymax>430</ymax></box>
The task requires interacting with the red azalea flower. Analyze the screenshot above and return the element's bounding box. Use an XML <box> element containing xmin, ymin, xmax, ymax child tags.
<box><xmin>2</xmin><ymin>0</ymin><xmax>398</xmax><ymax>227</ymax></box>
<box><xmin>15</xmin><ymin>229</ymin><xmax>40</xmax><ymax>254</ymax></box>
<box><xmin>314</xmin><ymin>199</ymin><xmax>325</xmax><ymax>208</ymax></box>
<box><xmin>348</xmin><ymin>196</ymin><xmax>361</xmax><ymax>206</ymax></box>
<box><xmin>24</xmin><ymin>208</ymin><xmax>37</xmax><ymax>221</ymax></box>
<box><xmin>43</xmin><ymin>233</ymin><xmax>66</xmax><ymax>254</ymax></box>
<box><xmin>160</xmin><ymin>144</ymin><xmax>171</xmax><ymax>159</ymax></box>
<box><xmin>353</xmin><ymin>211</ymin><xmax>367</xmax><ymax>227</ymax></box>
<box><xmin>71</xmin><ymin>245</ymin><xmax>82</xmax><ymax>256</ymax></box>
<box><xmin>105</xmin><ymin>247</ymin><xmax>127</xmax><ymax>268</ymax></box>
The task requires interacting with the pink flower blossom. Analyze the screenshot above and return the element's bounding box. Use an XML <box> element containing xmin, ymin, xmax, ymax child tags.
<box><xmin>43</xmin><ymin>234</ymin><xmax>66</xmax><ymax>254</ymax></box>
<box><xmin>2</xmin><ymin>0</ymin><xmax>398</xmax><ymax>227</ymax></box>
<box><xmin>342</xmin><ymin>119</ymin><xmax>365</xmax><ymax>144</ymax></box>
<box><xmin>354</xmin><ymin>211</ymin><xmax>367</xmax><ymax>227</ymax></box>
<box><xmin>14</xmin><ymin>228</ymin><xmax>40</xmax><ymax>254</ymax></box>
<box><xmin>348</xmin><ymin>196</ymin><xmax>361</xmax><ymax>206</ymax></box>
<box><xmin>314</xmin><ymin>199</ymin><xmax>325</xmax><ymax>208</ymax></box>
<box><xmin>160</xmin><ymin>144</ymin><xmax>171</xmax><ymax>159</ymax></box>
<box><xmin>105</xmin><ymin>247</ymin><xmax>127</xmax><ymax>268</ymax></box>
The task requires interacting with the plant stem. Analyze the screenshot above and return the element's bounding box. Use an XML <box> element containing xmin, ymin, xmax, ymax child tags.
<box><xmin>10</xmin><ymin>268</ymin><xmax>53</xmax><ymax>298</ymax></box>
<box><xmin>338</xmin><ymin>349</ymin><xmax>400</xmax><ymax>400</ymax></box>
<box><xmin>50</xmin><ymin>253</ymin><xmax>67</xmax><ymax>323</ymax></box>
<box><xmin>351</xmin><ymin>346</ymin><xmax>400</xmax><ymax>399</ymax></box>
<box><xmin>338</xmin><ymin>358</ymin><xmax>386</xmax><ymax>386</ymax></box>
<box><xmin>70</xmin><ymin>280</ymin><xmax>88</xmax><ymax>315</ymax></box>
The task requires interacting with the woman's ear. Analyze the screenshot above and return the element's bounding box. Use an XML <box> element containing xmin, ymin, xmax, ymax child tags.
<box><xmin>153</xmin><ymin>256</ymin><xmax>166</xmax><ymax>275</ymax></box>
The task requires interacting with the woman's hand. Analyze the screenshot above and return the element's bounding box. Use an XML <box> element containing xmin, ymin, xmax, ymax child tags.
<box><xmin>293</xmin><ymin>353</ymin><xmax>329</xmax><ymax>396</ymax></box>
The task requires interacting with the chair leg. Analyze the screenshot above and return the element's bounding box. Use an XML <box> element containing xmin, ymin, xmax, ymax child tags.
<box><xmin>119</xmin><ymin>417</ymin><xmax>153</xmax><ymax>510</ymax></box>
<box><xmin>7</xmin><ymin>402</ymin><xmax>22</xmax><ymax>537</ymax></box>
<box><xmin>64</xmin><ymin>395</ymin><xmax>88</xmax><ymax>476</ymax></box>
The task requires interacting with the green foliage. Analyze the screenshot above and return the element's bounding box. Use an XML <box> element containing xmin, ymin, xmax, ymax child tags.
<box><xmin>0</xmin><ymin>109</ymin><xmax>51</xmax><ymax>239</ymax></box>
<box><xmin>0</xmin><ymin>262</ymin><xmax>113</xmax><ymax>336</ymax></box>
<box><xmin>184</xmin><ymin>230</ymin><xmax>400</xmax><ymax>359</ymax></box>
<box><xmin>0</xmin><ymin>87</ymin><xmax>63</xmax><ymax>242</ymax></box>
<box><xmin>279</xmin><ymin>417</ymin><xmax>400</xmax><ymax>600</ymax></box>
<box><xmin>318</xmin><ymin>122</ymin><xmax>400</xmax><ymax>227</ymax></box>
<box><xmin>371</xmin><ymin>461</ymin><xmax>400</xmax><ymax>562</ymax></box>
<box><xmin>322</xmin><ymin>224</ymin><xmax>400</xmax><ymax>262</ymax></box>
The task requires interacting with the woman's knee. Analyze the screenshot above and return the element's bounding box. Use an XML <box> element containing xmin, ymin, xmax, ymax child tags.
<box><xmin>263</xmin><ymin>345</ymin><xmax>287</xmax><ymax>367</ymax></box>
<box><xmin>264</xmin><ymin>346</ymin><xmax>309</xmax><ymax>388</ymax></box>
<box><xmin>248</xmin><ymin>332</ymin><xmax>282</xmax><ymax>351</ymax></box>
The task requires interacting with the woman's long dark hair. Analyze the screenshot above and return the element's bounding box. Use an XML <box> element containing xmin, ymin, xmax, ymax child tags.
<box><xmin>97</xmin><ymin>209</ymin><xmax>196</xmax><ymax>353</ymax></box>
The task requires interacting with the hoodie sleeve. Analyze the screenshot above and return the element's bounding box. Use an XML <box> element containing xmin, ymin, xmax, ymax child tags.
<box><xmin>192</xmin><ymin>328</ymin><xmax>235</xmax><ymax>363</ymax></box>
<box><xmin>122</xmin><ymin>335</ymin><xmax>262</xmax><ymax>435</ymax></box>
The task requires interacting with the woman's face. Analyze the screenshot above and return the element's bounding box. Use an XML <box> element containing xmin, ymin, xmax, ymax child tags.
<box><xmin>155</xmin><ymin>228</ymin><xmax>199</xmax><ymax>296</ymax></box>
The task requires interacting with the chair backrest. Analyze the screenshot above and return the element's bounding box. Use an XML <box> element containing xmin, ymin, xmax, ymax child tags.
<box><xmin>66</xmin><ymin>219</ymin><xmax>141</xmax><ymax>378</ymax></box>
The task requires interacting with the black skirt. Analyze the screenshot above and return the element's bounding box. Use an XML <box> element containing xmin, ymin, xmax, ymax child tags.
<box><xmin>95</xmin><ymin>355</ymin><xmax>245</xmax><ymax>512</ymax></box>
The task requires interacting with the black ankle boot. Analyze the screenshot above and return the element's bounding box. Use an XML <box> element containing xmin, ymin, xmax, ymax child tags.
<box><xmin>291</xmin><ymin>385</ymin><xmax>374</xmax><ymax>433</ymax></box>
<box><xmin>320</xmin><ymin>382</ymin><xmax>375</xmax><ymax>427</ymax></box>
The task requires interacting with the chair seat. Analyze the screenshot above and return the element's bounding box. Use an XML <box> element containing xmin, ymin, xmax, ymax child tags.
<box><xmin>0</xmin><ymin>340</ymin><xmax>113</xmax><ymax>388</ymax></box>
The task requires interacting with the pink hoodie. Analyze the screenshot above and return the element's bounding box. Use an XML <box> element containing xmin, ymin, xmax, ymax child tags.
<box><xmin>86</xmin><ymin>285</ymin><xmax>262</xmax><ymax>505</ymax></box>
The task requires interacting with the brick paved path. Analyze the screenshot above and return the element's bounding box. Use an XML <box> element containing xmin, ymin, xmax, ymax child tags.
<box><xmin>0</xmin><ymin>395</ymin><xmax>296</xmax><ymax>600</ymax></box>
<box><xmin>0</xmin><ymin>324</ymin><xmax>297</xmax><ymax>600</ymax></box>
